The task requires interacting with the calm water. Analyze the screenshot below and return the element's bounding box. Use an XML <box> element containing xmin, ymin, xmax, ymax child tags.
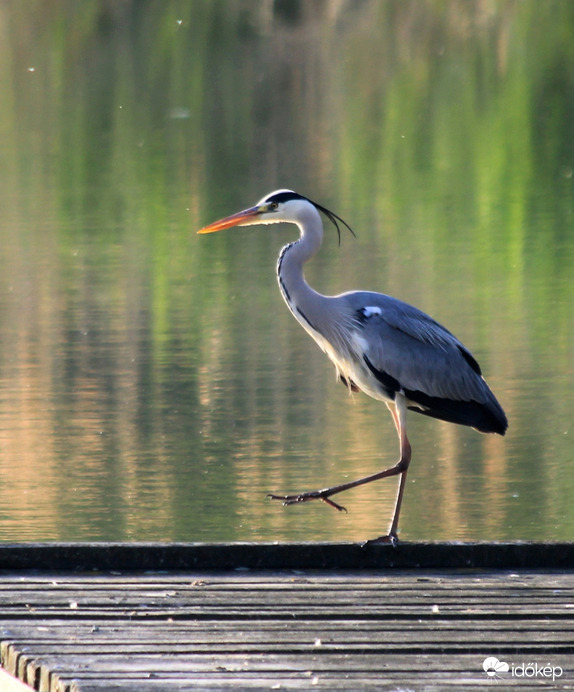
<box><xmin>0</xmin><ymin>1</ymin><xmax>573</xmax><ymax>543</ymax></box>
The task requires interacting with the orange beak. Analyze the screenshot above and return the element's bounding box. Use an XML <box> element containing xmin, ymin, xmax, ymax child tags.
<box><xmin>197</xmin><ymin>205</ymin><xmax>261</xmax><ymax>234</ymax></box>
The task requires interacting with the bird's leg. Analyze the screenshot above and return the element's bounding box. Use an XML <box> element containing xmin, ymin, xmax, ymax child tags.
<box><xmin>365</xmin><ymin>400</ymin><xmax>411</xmax><ymax>545</ymax></box>
<box><xmin>268</xmin><ymin>399</ymin><xmax>412</xmax><ymax>534</ymax></box>
<box><xmin>266</xmin><ymin>457</ymin><xmax>407</xmax><ymax>513</ymax></box>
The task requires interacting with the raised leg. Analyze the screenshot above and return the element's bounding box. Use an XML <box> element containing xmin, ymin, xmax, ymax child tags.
<box><xmin>268</xmin><ymin>395</ymin><xmax>412</xmax><ymax>543</ymax></box>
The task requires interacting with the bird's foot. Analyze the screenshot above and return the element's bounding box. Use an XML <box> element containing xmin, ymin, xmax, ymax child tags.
<box><xmin>362</xmin><ymin>532</ymin><xmax>399</xmax><ymax>548</ymax></box>
<box><xmin>267</xmin><ymin>490</ymin><xmax>348</xmax><ymax>513</ymax></box>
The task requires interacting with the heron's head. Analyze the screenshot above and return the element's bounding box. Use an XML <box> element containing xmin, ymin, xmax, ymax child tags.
<box><xmin>197</xmin><ymin>190</ymin><xmax>355</xmax><ymax>241</ymax></box>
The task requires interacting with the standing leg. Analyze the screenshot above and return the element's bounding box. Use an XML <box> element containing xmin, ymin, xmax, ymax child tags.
<box><xmin>387</xmin><ymin>398</ymin><xmax>413</xmax><ymax>536</ymax></box>
<box><xmin>372</xmin><ymin>396</ymin><xmax>412</xmax><ymax>543</ymax></box>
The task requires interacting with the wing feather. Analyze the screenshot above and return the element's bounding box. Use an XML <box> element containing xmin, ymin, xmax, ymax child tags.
<box><xmin>341</xmin><ymin>292</ymin><xmax>507</xmax><ymax>434</ymax></box>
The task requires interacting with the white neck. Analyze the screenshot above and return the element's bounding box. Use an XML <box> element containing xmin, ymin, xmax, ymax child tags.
<box><xmin>276</xmin><ymin>205</ymin><xmax>325</xmax><ymax>324</ymax></box>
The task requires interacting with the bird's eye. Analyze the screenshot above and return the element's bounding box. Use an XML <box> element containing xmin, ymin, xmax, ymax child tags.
<box><xmin>269</xmin><ymin>202</ymin><xmax>279</xmax><ymax>211</ymax></box>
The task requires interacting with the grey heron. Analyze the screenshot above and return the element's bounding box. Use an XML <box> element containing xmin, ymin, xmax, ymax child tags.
<box><xmin>198</xmin><ymin>190</ymin><xmax>508</xmax><ymax>544</ymax></box>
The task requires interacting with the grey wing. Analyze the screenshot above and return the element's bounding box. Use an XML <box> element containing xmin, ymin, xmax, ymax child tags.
<box><xmin>344</xmin><ymin>292</ymin><xmax>508</xmax><ymax>434</ymax></box>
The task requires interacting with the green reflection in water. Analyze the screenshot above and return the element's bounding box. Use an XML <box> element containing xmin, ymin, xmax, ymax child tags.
<box><xmin>0</xmin><ymin>1</ymin><xmax>572</xmax><ymax>542</ymax></box>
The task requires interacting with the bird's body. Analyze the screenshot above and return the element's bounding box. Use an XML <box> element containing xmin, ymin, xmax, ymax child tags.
<box><xmin>199</xmin><ymin>189</ymin><xmax>507</xmax><ymax>543</ymax></box>
<box><xmin>278</xmin><ymin>280</ymin><xmax>506</xmax><ymax>435</ymax></box>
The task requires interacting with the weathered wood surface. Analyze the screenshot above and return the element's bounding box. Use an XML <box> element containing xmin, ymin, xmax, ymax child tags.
<box><xmin>0</xmin><ymin>543</ymin><xmax>572</xmax><ymax>690</ymax></box>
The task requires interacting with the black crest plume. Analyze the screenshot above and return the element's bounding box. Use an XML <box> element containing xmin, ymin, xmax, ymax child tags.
<box><xmin>265</xmin><ymin>190</ymin><xmax>357</xmax><ymax>246</ymax></box>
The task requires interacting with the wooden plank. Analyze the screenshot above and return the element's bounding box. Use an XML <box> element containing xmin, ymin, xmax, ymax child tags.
<box><xmin>3</xmin><ymin>621</ymin><xmax>572</xmax><ymax>645</ymax></box>
<box><xmin>0</xmin><ymin>541</ymin><xmax>573</xmax><ymax>571</ymax></box>
<box><xmin>0</xmin><ymin>545</ymin><xmax>573</xmax><ymax>690</ymax></box>
<box><xmin>1</xmin><ymin>569</ymin><xmax>573</xmax><ymax>690</ymax></box>
<box><xmin>7</xmin><ymin>653</ymin><xmax>573</xmax><ymax>690</ymax></box>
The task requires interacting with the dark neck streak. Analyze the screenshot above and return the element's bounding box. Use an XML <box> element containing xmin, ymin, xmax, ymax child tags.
<box><xmin>276</xmin><ymin>240</ymin><xmax>321</xmax><ymax>333</ymax></box>
<box><xmin>276</xmin><ymin>241</ymin><xmax>295</xmax><ymax>305</ymax></box>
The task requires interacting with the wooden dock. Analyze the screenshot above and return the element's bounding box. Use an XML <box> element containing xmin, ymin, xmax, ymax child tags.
<box><xmin>0</xmin><ymin>543</ymin><xmax>572</xmax><ymax>690</ymax></box>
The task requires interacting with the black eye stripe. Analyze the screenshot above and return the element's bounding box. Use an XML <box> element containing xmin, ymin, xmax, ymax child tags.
<box><xmin>265</xmin><ymin>191</ymin><xmax>304</xmax><ymax>205</ymax></box>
